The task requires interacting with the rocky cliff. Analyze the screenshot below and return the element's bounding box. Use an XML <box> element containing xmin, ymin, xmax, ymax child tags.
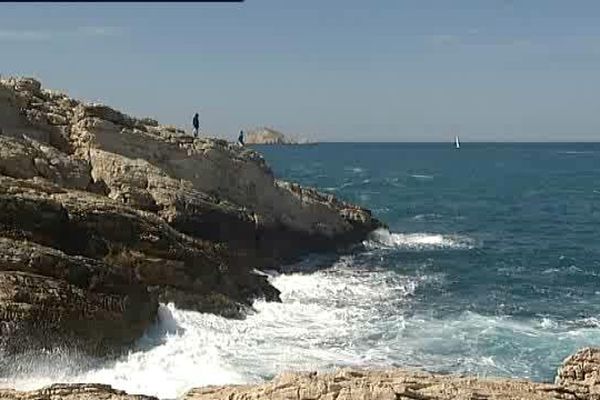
<box><xmin>1</xmin><ymin>348</ymin><xmax>599</xmax><ymax>400</ymax></box>
<box><xmin>0</xmin><ymin>77</ymin><xmax>381</xmax><ymax>356</ymax></box>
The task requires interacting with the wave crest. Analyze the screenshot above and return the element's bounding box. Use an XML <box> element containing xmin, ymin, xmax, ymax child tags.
<box><xmin>364</xmin><ymin>229</ymin><xmax>475</xmax><ymax>250</ymax></box>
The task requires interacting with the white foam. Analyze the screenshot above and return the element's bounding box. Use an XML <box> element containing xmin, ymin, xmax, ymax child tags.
<box><xmin>0</xmin><ymin>257</ymin><xmax>423</xmax><ymax>399</ymax></box>
<box><xmin>412</xmin><ymin>213</ymin><xmax>442</xmax><ymax>221</ymax></box>
<box><xmin>410</xmin><ymin>174</ymin><xmax>434</xmax><ymax>180</ymax></box>
<box><xmin>557</xmin><ymin>151</ymin><xmax>595</xmax><ymax>155</ymax></box>
<box><xmin>364</xmin><ymin>228</ymin><xmax>475</xmax><ymax>250</ymax></box>
<box><xmin>344</xmin><ymin>167</ymin><xmax>365</xmax><ymax>174</ymax></box>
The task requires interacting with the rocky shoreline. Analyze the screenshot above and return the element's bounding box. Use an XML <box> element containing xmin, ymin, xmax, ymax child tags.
<box><xmin>1</xmin><ymin>77</ymin><xmax>598</xmax><ymax>399</ymax></box>
<box><xmin>0</xmin><ymin>347</ymin><xmax>598</xmax><ymax>399</ymax></box>
<box><xmin>0</xmin><ymin>76</ymin><xmax>381</xmax><ymax>357</ymax></box>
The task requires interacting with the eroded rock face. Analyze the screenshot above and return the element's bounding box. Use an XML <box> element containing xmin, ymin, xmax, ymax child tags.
<box><xmin>0</xmin><ymin>236</ymin><xmax>157</xmax><ymax>362</ymax></box>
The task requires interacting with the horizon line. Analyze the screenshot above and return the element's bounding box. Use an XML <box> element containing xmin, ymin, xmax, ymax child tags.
<box><xmin>249</xmin><ymin>140</ymin><xmax>600</xmax><ymax>144</ymax></box>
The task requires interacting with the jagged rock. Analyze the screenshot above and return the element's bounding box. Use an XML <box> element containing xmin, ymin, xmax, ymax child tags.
<box><xmin>10</xmin><ymin>77</ymin><xmax>42</xmax><ymax>95</ymax></box>
<box><xmin>75</xmin><ymin>103</ymin><xmax>134</xmax><ymax>128</ymax></box>
<box><xmin>0</xmin><ymin>79</ymin><xmax>72</xmax><ymax>152</ymax></box>
<box><xmin>0</xmin><ymin>383</ymin><xmax>157</xmax><ymax>400</ymax></box>
<box><xmin>0</xmin><ymin>237</ymin><xmax>157</xmax><ymax>360</ymax></box>
<box><xmin>556</xmin><ymin>347</ymin><xmax>600</xmax><ymax>399</ymax></box>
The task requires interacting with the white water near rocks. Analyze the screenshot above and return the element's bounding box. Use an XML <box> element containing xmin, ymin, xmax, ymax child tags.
<box><xmin>2</xmin><ymin>229</ymin><xmax>600</xmax><ymax>399</ymax></box>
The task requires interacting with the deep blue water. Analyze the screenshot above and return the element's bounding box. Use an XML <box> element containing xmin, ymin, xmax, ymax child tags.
<box><xmin>253</xmin><ymin>142</ymin><xmax>600</xmax><ymax>378</ymax></box>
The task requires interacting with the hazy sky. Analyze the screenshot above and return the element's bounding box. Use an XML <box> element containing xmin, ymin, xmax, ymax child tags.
<box><xmin>1</xmin><ymin>0</ymin><xmax>600</xmax><ymax>142</ymax></box>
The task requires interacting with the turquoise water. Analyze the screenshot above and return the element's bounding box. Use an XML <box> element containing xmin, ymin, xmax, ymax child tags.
<box><xmin>5</xmin><ymin>142</ymin><xmax>600</xmax><ymax>398</ymax></box>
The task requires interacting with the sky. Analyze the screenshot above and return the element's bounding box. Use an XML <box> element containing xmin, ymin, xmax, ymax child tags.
<box><xmin>1</xmin><ymin>0</ymin><xmax>600</xmax><ymax>142</ymax></box>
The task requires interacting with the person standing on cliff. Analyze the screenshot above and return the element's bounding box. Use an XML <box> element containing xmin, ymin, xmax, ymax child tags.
<box><xmin>238</xmin><ymin>130</ymin><xmax>245</xmax><ymax>146</ymax></box>
<box><xmin>192</xmin><ymin>113</ymin><xmax>200</xmax><ymax>137</ymax></box>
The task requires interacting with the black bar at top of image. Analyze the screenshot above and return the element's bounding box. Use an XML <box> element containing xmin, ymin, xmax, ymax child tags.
<box><xmin>0</xmin><ymin>0</ymin><xmax>244</xmax><ymax>2</ymax></box>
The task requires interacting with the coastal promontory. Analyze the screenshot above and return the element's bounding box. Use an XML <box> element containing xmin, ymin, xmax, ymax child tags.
<box><xmin>0</xmin><ymin>77</ymin><xmax>380</xmax><ymax>356</ymax></box>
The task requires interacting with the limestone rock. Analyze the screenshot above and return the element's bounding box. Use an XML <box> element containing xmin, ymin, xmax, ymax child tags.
<box><xmin>184</xmin><ymin>368</ymin><xmax>578</xmax><ymax>400</ymax></box>
<box><xmin>0</xmin><ymin>136</ymin><xmax>90</xmax><ymax>189</ymax></box>
<box><xmin>74</xmin><ymin>103</ymin><xmax>134</xmax><ymax>128</ymax></box>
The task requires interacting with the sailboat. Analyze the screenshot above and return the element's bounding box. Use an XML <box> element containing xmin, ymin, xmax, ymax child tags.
<box><xmin>455</xmin><ymin>135</ymin><xmax>460</xmax><ymax>149</ymax></box>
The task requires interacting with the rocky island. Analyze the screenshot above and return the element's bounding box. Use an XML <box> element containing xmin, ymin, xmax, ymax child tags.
<box><xmin>0</xmin><ymin>77</ymin><xmax>598</xmax><ymax>400</ymax></box>
<box><xmin>245</xmin><ymin>127</ymin><xmax>313</xmax><ymax>145</ymax></box>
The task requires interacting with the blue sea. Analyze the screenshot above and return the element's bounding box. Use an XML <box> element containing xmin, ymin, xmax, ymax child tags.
<box><xmin>6</xmin><ymin>143</ymin><xmax>600</xmax><ymax>398</ymax></box>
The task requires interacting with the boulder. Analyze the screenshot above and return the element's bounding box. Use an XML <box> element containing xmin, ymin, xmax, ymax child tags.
<box><xmin>556</xmin><ymin>347</ymin><xmax>600</xmax><ymax>399</ymax></box>
<box><xmin>0</xmin><ymin>136</ymin><xmax>90</xmax><ymax>189</ymax></box>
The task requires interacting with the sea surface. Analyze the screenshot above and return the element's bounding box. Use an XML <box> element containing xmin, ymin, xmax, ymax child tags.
<box><xmin>4</xmin><ymin>142</ymin><xmax>600</xmax><ymax>398</ymax></box>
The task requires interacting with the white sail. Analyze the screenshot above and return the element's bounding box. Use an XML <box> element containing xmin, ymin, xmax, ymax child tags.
<box><xmin>455</xmin><ymin>135</ymin><xmax>460</xmax><ymax>149</ymax></box>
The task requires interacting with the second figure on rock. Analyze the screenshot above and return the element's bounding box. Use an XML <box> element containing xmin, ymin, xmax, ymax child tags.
<box><xmin>192</xmin><ymin>113</ymin><xmax>200</xmax><ymax>137</ymax></box>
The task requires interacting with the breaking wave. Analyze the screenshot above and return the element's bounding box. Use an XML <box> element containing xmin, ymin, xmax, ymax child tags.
<box><xmin>2</xmin><ymin>249</ymin><xmax>599</xmax><ymax>399</ymax></box>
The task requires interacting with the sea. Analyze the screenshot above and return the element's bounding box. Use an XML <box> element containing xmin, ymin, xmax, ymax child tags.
<box><xmin>3</xmin><ymin>142</ymin><xmax>600</xmax><ymax>399</ymax></box>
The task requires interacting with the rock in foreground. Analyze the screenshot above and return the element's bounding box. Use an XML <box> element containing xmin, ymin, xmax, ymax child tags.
<box><xmin>556</xmin><ymin>347</ymin><xmax>600</xmax><ymax>399</ymax></box>
<box><xmin>184</xmin><ymin>370</ymin><xmax>572</xmax><ymax>400</ymax></box>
